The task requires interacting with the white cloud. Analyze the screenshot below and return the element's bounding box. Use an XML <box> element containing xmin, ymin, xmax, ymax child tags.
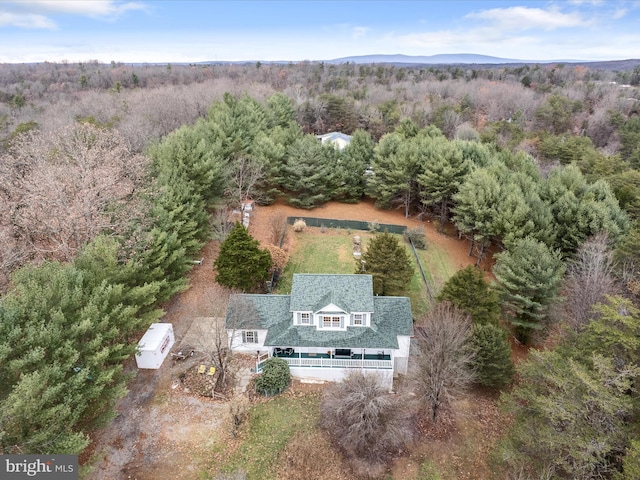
<box><xmin>387</xmin><ymin>22</ymin><xmax>640</xmax><ymax>61</ymax></box>
<box><xmin>612</xmin><ymin>8</ymin><xmax>628</xmax><ymax>19</ymax></box>
<box><xmin>0</xmin><ymin>1</ymin><xmax>148</xmax><ymax>29</ymax></box>
<box><xmin>567</xmin><ymin>0</ymin><xmax>603</xmax><ymax>5</ymax></box>
<box><xmin>466</xmin><ymin>6</ymin><xmax>587</xmax><ymax>31</ymax></box>
<box><xmin>11</xmin><ymin>1</ymin><xmax>147</xmax><ymax>16</ymax></box>
<box><xmin>352</xmin><ymin>26</ymin><xmax>369</xmax><ymax>39</ymax></box>
<box><xmin>0</xmin><ymin>11</ymin><xmax>55</xmax><ymax>28</ymax></box>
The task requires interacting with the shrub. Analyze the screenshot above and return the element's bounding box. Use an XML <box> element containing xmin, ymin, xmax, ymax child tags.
<box><xmin>320</xmin><ymin>371</ymin><xmax>415</xmax><ymax>477</ymax></box>
<box><xmin>264</xmin><ymin>244</ymin><xmax>289</xmax><ymax>273</ymax></box>
<box><xmin>404</xmin><ymin>227</ymin><xmax>427</xmax><ymax>249</ymax></box>
<box><xmin>293</xmin><ymin>218</ymin><xmax>306</xmax><ymax>232</ymax></box>
<box><xmin>470</xmin><ymin>323</ymin><xmax>514</xmax><ymax>389</ymax></box>
<box><xmin>255</xmin><ymin>357</ymin><xmax>291</xmax><ymax>396</ymax></box>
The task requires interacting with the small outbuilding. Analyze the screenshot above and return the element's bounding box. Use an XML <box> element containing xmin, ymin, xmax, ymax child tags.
<box><xmin>316</xmin><ymin>132</ymin><xmax>352</xmax><ymax>151</ymax></box>
<box><xmin>135</xmin><ymin>323</ymin><xmax>175</xmax><ymax>369</ymax></box>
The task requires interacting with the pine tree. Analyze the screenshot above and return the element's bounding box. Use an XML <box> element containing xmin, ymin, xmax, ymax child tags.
<box><xmin>357</xmin><ymin>232</ymin><xmax>414</xmax><ymax>296</ymax></box>
<box><xmin>0</xmin><ymin>260</ymin><xmax>145</xmax><ymax>453</ymax></box>
<box><xmin>500</xmin><ymin>350</ymin><xmax>637</xmax><ymax>478</ymax></box>
<box><xmin>493</xmin><ymin>237</ymin><xmax>564</xmax><ymax>343</ymax></box>
<box><xmin>452</xmin><ymin>168</ymin><xmax>502</xmax><ymax>264</ymax></box>
<box><xmin>334</xmin><ymin>129</ymin><xmax>374</xmax><ymax>202</ymax></box>
<box><xmin>214</xmin><ymin>223</ymin><xmax>272</xmax><ymax>292</ymax></box>
<box><xmin>281</xmin><ymin>135</ymin><xmax>337</xmax><ymax>208</ymax></box>
<box><xmin>366</xmin><ymin>133</ymin><xmax>421</xmax><ymax>217</ymax></box>
<box><xmin>149</xmin><ymin>122</ymin><xmax>227</xmax><ymax>205</ymax></box>
<box><xmin>417</xmin><ymin>137</ymin><xmax>471</xmax><ymax>229</ymax></box>
<box><xmin>437</xmin><ymin>265</ymin><xmax>500</xmax><ymax>325</ymax></box>
<box><xmin>541</xmin><ymin>165</ymin><xmax>629</xmax><ymax>255</ymax></box>
<box><xmin>470</xmin><ymin>323</ymin><xmax>514</xmax><ymax>388</ymax></box>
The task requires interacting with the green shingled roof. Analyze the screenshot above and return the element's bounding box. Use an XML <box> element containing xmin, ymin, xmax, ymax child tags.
<box><xmin>225</xmin><ymin>294</ymin><xmax>291</xmax><ymax>330</ymax></box>
<box><xmin>265</xmin><ymin>296</ymin><xmax>412</xmax><ymax>349</ymax></box>
<box><xmin>289</xmin><ymin>274</ymin><xmax>375</xmax><ymax>313</ymax></box>
<box><xmin>225</xmin><ymin>274</ymin><xmax>413</xmax><ymax>350</ymax></box>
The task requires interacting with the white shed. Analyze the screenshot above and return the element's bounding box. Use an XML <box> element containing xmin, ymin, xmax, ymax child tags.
<box><xmin>135</xmin><ymin>323</ymin><xmax>175</xmax><ymax>369</ymax></box>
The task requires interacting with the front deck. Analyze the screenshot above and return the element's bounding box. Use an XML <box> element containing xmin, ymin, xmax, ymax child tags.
<box><xmin>257</xmin><ymin>352</ymin><xmax>393</xmax><ymax>372</ymax></box>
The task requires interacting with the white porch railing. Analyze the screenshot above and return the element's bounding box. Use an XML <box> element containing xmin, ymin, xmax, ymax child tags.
<box><xmin>277</xmin><ymin>357</ymin><xmax>392</xmax><ymax>370</ymax></box>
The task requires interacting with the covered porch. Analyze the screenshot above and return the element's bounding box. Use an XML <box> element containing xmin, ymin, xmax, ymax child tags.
<box><xmin>256</xmin><ymin>347</ymin><xmax>393</xmax><ymax>373</ymax></box>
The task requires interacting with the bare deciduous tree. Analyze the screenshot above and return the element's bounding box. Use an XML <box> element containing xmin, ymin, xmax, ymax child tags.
<box><xmin>211</xmin><ymin>206</ymin><xmax>235</xmax><ymax>242</ymax></box>
<box><xmin>560</xmin><ymin>233</ymin><xmax>619</xmax><ymax>330</ymax></box>
<box><xmin>411</xmin><ymin>302</ymin><xmax>475</xmax><ymax>422</ymax></box>
<box><xmin>0</xmin><ymin>123</ymin><xmax>148</xmax><ymax>270</ymax></box>
<box><xmin>225</xmin><ymin>156</ymin><xmax>265</xmax><ymax>211</ymax></box>
<box><xmin>0</xmin><ymin>227</ymin><xmax>27</xmax><ymax>291</ymax></box>
<box><xmin>228</xmin><ymin>395</ymin><xmax>250</xmax><ymax>438</ymax></box>
<box><xmin>180</xmin><ymin>291</ymin><xmax>256</xmax><ymax>392</ymax></box>
<box><xmin>268</xmin><ymin>211</ymin><xmax>287</xmax><ymax>245</ymax></box>
<box><xmin>320</xmin><ymin>371</ymin><xmax>415</xmax><ymax>478</ymax></box>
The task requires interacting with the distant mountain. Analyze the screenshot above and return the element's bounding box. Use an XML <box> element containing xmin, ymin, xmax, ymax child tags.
<box><xmin>182</xmin><ymin>54</ymin><xmax>640</xmax><ymax>71</ymax></box>
<box><xmin>327</xmin><ymin>53</ymin><xmax>567</xmax><ymax>65</ymax></box>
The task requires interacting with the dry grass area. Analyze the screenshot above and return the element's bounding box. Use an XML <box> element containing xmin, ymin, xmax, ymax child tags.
<box><xmin>248</xmin><ymin>198</ymin><xmax>496</xmax><ymax>274</ymax></box>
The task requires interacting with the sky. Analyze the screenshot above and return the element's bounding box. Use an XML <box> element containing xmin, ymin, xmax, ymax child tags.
<box><xmin>0</xmin><ymin>0</ymin><xmax>639</xmax><ymax>64</ymax></box>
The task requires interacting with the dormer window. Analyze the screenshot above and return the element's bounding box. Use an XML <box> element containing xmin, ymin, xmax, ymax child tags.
<box><xmin>353</xmin><ymin>314</ymin><xmax>363</xmax><ymax>326</ymax></box>
<box><xmin>300</xmin><ymin>313</ymin><xmax>311</xmax><ymax>325</ymax></box>
<box><xmin>322</xmin><ymin>316</ymin><xmax>342</xmax><ymax>328</ymax></box>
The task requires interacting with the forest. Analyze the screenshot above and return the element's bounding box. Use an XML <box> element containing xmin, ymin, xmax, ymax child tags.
<box><xmin>1</xmin><ymin>59</ymin><xmax>640</xmax><ymax>478</ymax></box>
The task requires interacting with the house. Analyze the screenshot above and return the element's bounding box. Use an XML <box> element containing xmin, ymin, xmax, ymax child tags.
<box><xmin>225</xmin><ymin>274</ymin><xmax>413</xmax><ymax>388</ymax></box>
<box><xmin>316</xmin><ymin>132</ymin><xmax>352</xmax><ymax>151</ymax></box>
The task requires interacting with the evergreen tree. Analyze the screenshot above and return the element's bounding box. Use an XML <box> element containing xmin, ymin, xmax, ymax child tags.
<box><xmin>493</xmin><ymin>237</ymin><xmax>564</xmax><ymax>343</ymax></box>
<box><xmin>417</xmin><ymin>136</ymin><xmax>471</xmax><ymax>229</ymax></box>
<box><xmin>0</xmin><ymin>260</ymin><xmax>146</xmax><ymax>453</ymax></box>
<box><xmin>499</xmin><ymin>350</ymin><xmax>638</xmax><ymax>479</ymax></box>
<box><xmin>366</xmin><ymin>133</ymin><xmax>420</xmax><ymax>217</ymax></box>
<box><xmin>437</xmin><ymin>265</ymin><xmax>500</xmax><ymax>325</ymax></box>
<box><xmin>255</xmin><ymin>357</ymin><xmax>291</xmax><ymax>396</ymax></box>
<box><xmin>470</xmin><ymin>323</ymin><xmax>514</xmax><ymax>388</ymax></box>
<box><xmin>333</xmin><ymin>129</ymin><xmax>374</xmax><ymax>202</ymax></box>
<box><xmin>452</xmin><ymin>168</ymin><xmax>502</xmax><ymax>264</ymax></box>
<box><xmin>266</xmin><ymin>92</ymin><xmax>297</xmax><ymax>129</ymax></box>
<box><xmin>568</xmin><ymin>296</ymin><xmax>640</xmax><ymax>370</ymax></box>
<box><xmin>541</xmin><ymin>165</ymin><xmax>629</xmax><ymax>255</ymax></box>
<box><xmin>74</xmin><ymin>236</ymin><xmax>164</xmax><ymax>325</ymax></box>
<box><xmin>214</xmin><ymin>223</ymin><xmax>272</xmax><ymax>292</ymax></box>
<box><xmin>281</xmin><ymin>135</ymin><xmax>337</xmax><ymax>208</ymax></box>
<box><xmin>455</xmin><ymin>139</ymin><xmax>494</xmax><ymax>168</ymax></box>
<box><xmin>619</xmin><ymin>116</ymin><xmax>640</xmax><ymax>169</ymax></box>
<box><xmin>617</xmin><ymin>441</ymin><xmax>640</xmax><ymax>480</ymax></box>
<box><xmin>150</xmin><ymin>177</ymin><xmax>210</xmax><ymax>257</ymax></box>
<box><xmin>357</xmin><ymin>232</ymin><xmax>414</xmax><ymax>296</ymax></box>
<box><xmin>207</xmin><ymin>93</ymin><xmax>269</xmax><ymax>158</ymax></box>
<box><xmin>149</xmin><ymin>121</ymin><xmax>227</xmax><ymax>205</ymax></box>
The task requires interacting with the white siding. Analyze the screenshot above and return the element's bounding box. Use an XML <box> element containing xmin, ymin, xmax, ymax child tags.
<box><xmin>228</xmin><ymin>329</ymin><xmax>268</xmax><ymax>353</ymax></box>
<box><xmin>393</xmin><ymin>335</ymin><xmax>412</xmax><ymax>375</ymax></box>
<box><xmin>288</xmin><ymin>367</ymin><xmax>393</xmax><ymax>389</ymax></box>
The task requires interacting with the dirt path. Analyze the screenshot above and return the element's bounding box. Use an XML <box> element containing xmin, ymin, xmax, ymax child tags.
<box><xmin>82</xmin><ymin>241</ymin><xmax>230</xmax><ymax>480</ymax></box>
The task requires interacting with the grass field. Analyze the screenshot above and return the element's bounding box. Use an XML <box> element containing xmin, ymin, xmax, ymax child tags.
<box><xmin>214</xmin><ymin>392</ymin><xmax>321</xmax><ymax>479</ymax></box>
<box><xmin>276</xmin><ymin>228</ymin><xmax>458</xmax><ymax>315</ymax></box>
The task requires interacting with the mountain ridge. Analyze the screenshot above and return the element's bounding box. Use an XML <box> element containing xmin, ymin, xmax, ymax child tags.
<box><xmin>327</xmin><ymin>53</ymin><xmax>575</xmax><ymax>65</ymax></box>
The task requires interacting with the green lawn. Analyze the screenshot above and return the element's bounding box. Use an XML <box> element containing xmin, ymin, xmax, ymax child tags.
<box><xmin>215</xmin><ymin>393</ymin><xmax>320</xmax><ymax>479</ymax></box>
<box><xmin>276</xmin><ymin>229</ymin><xmax>458</xmax><ymax>315</ymax></box>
